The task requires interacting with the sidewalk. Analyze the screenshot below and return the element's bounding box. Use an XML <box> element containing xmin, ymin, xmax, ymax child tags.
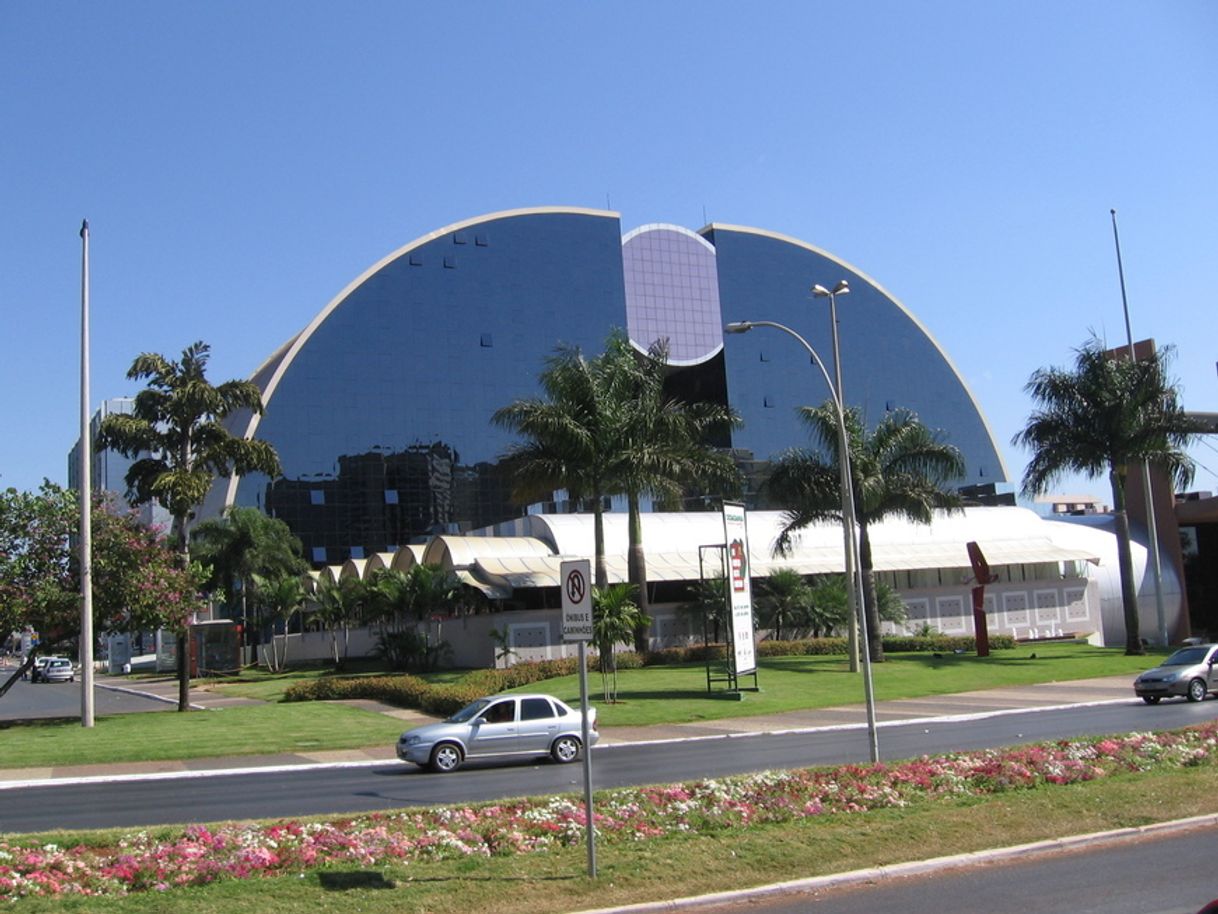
<box><xmin>0</xmin><ymin>672</ymin><xmax>1137</xmax><ymax>785</ymax></box>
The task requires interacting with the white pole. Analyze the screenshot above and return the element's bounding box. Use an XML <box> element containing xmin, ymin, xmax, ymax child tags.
<box><xmin>578</xmin><ymin>640</ymin><xmax>596</xmax><ymax>877</ymax></box>
<box><xmin>724</xmin><ymin>320</ymin><xmax>879</xmax><ymax>762</ymax></box>
<box><xmin>80</xmin><ymin>219</ymin><xmax>95</xmax><ymax>728</ymax></box>
<box><xmin>1110</xmin><ymin>209</ymin><xmax>1168</xmax><ymax>647</ymax></box>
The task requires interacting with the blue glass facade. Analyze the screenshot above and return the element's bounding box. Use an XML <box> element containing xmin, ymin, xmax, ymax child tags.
<box><xmin>706</xmin><ymin>225</ymin><xmax>1004</xmax><ymax>484</ymax></box>
<box><xmin>215</xmin><ymin>208</ymin><xmax>1006</xmax><ymax>566</ymax></box>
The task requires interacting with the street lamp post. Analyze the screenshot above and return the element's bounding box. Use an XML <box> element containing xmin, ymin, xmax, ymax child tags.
<box><xmin>812</xmin><ymin>281</ymin><xmax>863</xmax><ymax>671</ymax></box>
<box><xmin>725</xmin><ymin>319</ymin><xmax>879</xmax><ymax>763</ymax></box>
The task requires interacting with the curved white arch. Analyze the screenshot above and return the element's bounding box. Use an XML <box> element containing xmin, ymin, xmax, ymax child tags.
<box><xmin>390</xmin><ymin>543</ymin><xmax>427</xmax><ymax>573</ymax></box>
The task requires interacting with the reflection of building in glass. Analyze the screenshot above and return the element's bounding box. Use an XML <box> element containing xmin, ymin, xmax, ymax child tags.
<box><xmin>203</xmin><ymin>207</ymin><xmax>1008</xmax><ymax>568</ymax></box>
<box><xmin>266</xmin><ymin>442</ymin><xmax>514</xmax><ymax>565</ymax></box>
<box><xmin>68</xmin><ymin>398</ymin><xmax>171</xmax><ymax>530</ymax></box>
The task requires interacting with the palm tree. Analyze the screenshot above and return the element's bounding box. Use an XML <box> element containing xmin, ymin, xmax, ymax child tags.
<box><xmin>311</xmin><ymin>576</ymin><xmax>365</xmax><ymax>669</ymax></box>
<box><xmin>251</xmin><ymin>572</ymin><xmax>305</xmax><ymax>672</ymax></box>
<box><xmin>605</xmin><ymin>335</ymin><xmax>742</xmax><ymax>650</ymax></box>
<box><xmin>366</xmin><ymin>565</ymin><xmax>463</xmax><ymax>669</ymax></box>
<box><xmin>807</xmin><ymin>575</ymin><xmax>850</xmax><ymax>638</ymax></box>
<box><xmin>493</xmin><ymin>336</ymin><xmax>628</xmax><ymax>589</ymax></box>
<box><xmin>756</xmin><ymin>569</ymin><xmax>814</xmax><ymax>641</ymax></box>
<box><xmin>192</xmin><ymin>506</ymin><xmax>306</xmax><ymax>662</ymax></box>
<box><xmin>97</xmin><ymin>341</ymin><xmax>281</xmax><ymax>710</ymax></box>
<box><xmin>767</xmin><ymin>404</ymin><xmax>965</xmax><ymax>662</ymax></box>
<box><xmin>677</xmin><ymin>575</ymin><xmax>730</xmax><ymax>645</ymax></box>
<box><xmin>1013</xmin><ymin>339</ymin><xmax>1198</xmax><ymax>654</ymax></box>
<box><xmin>592</xmin><ymin>583</ymin><xmax>648</xmax><ymax>703</ymax></box>
<box><xmin>496</xmin><ymin>330</ymin><xmax>742</xmax><ymax>649</ymax></box>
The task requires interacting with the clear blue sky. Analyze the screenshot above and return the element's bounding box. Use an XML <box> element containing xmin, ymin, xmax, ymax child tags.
<box><xmin>2</xmin><ymin>1</ymin><xmax>1215</xmax><ymax>503</ymax></box>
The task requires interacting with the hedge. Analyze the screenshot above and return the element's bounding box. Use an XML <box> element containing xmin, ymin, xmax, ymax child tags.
<box><xmin>282</xmin><ymin>635</ymin><xmax>1014</xmax><ymax>712</ymax></box>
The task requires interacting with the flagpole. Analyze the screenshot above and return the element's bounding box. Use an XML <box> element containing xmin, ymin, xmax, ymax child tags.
<box><xmin>80</xmin><ymin>219</ymin><xmax>95</xmax><ymax>727</ymax></box>
<box><xmin>1110</xmin><ymin>208</ymin><xmax>1168</xmax><ymax>647</ymax></box>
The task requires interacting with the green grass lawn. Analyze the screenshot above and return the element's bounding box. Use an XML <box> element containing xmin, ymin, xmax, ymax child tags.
<box><xmin>0</xmin><ymin>642</ymin><xmax>1160</xmax><ymax>770</ymax></box>
<box><xmin>0</xmin><ymin>703</ymin><xmax>405</xmax><ymax>769</ymax></box>
<box><xmin>506</xmin><ymin>641</ymin><xmax>1161</xmax><ymax>727</ymax></box>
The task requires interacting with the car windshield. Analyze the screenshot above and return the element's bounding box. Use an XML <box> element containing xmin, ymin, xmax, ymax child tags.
<box><xmin>446</xmin><ymin>698</ymin><xmax>492</xmax><ymax>723</ymax></box>
<box><xmin>1163</xmin><ymin>647</ymin><xmax>1210</xmax><ymax>666</ymax></box>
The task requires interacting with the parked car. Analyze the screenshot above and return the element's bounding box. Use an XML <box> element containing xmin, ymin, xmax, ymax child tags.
<box><xmin>1133</xmin><ymin>644</ymin><xmax>1218</xmax><ymax>703</ymax></box>
<box><xmin>28</xmin><ymin>656</ymin><xmax>61</xmax><ymax>683</ymax></box>
<box><xmin>39</xmin><ymin>658</ymin><xmax>76</xmax><ymax>683</ymax></box>
<box><xmin>397</xmin><ymin>693</ymin><xmax>597</xmax><ymax>772</ymax></box>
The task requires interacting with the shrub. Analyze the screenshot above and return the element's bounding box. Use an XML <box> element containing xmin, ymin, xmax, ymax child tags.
<box><xmin>756</xmin><ymin>637</ymin><xmax>850</xmax><ymax>657</ymax></box>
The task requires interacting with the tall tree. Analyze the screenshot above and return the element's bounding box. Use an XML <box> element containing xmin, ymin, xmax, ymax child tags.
<box><xmin>96</xmin><ymin>340</ymin><xmax>281</xmax><ymax>710</ymax></box>
<box><xmin>0</xmin><ymin>485</ymin><xmax>201</xmax><ymax>698</ymax></box>
<box><xmin>496</xmin><ymin>330</ymin><xmax>742</xmax><ymax>636</ymax></box>
<box><xmin>492</xmin><ymin>337</ymin><xmax>630</xmax><ymax>589</ymax></box>
<box><xmin>767</xmin><ymin>404</ymin><xmax>965</xmax><ymax>662</ymax></box>
<box><xmin>1013</xmin><ymin>339</ymin><xmax>1198</xmax><ymax>654</ymax></box>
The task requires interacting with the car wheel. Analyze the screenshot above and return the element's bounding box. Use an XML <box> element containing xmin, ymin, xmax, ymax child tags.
<box><xmin>1187</xmin><ymin>678</ymin><xmax>1207</xmax><ymax>703</ymax></box>
<box><xmin>1141</xmin><ymin>695</ymin><xmax>1161</xmax><ymax>704</ymax></box>
<box><xmin>551</xmin><ymin>735</ymin><xmax>581</xmax><ymax>764</ymax></box>
<box><xmin>429</xmin><ymin>743</ymin><xmax>463</xmax><ymax>773</ymax></box>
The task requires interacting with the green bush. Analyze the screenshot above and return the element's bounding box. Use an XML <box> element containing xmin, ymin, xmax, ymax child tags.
<box><xmin>756</xmin><ymin>638</ymin><xmax>849</xmax><ymax>657</ymax></box>
<box><xmin>641</xmin><ymin>644</ymin><xmax>728</xmax><ymax>665</ymax></box>
<box><xmin>753</xmin><ymin>635</ymin><xmax>1015</xmax><ymax>657</ymax></box>
<box><xmin>882</xmin><ymin>634</ymin><xmax>1015</xmax><ymax>653</ymax></box>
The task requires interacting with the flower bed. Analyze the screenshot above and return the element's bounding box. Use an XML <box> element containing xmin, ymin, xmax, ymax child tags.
<box><xmin>1</xmin><ymin>722</ymin><xmax>1214</xmax><ymax>899</ymax></box>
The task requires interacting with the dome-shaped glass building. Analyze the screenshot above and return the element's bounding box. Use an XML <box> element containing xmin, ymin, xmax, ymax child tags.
<box><xmin>206</xmin><ymin>207</ymin><xmax>1006</xmax><ymax>567</ymax></box>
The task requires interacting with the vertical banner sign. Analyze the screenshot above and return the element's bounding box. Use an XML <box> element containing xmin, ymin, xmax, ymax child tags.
<box><xmin>721</xmin><ymin>503</ymin><xmax>757</xmax><ymax>676</ymax></box>
<box><xmin>560</xmin><ymin>559</ymin><xmax>596</xmax><ymax>878</ymax></box>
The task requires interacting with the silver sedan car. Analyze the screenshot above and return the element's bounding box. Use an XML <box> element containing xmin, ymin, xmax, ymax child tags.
<box><xmin>397</xmin><ymin>693</ymin><xmax>598</xmax><ymax>772</ymax></box>
<box><xmin>1133</xmin><ymin>643</ymin><xmax>1218</xmax><ymax>704</ymax></box>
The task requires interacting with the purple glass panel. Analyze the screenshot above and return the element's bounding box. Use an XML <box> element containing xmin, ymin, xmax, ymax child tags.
<box><xmin>622</xmin><ymin>225</ymin><xmax>723</xmax><ymax>365</ymax></box>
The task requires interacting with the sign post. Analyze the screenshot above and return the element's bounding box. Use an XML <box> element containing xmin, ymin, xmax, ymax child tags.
<box><xmin>560</xmin><ymin>559</ymin><xmax>596</xmax><ymax>878</ymax></box>
<box><xmin>722</xmin><ymin>503</ymin><xmax>757</xmax><ymax>682</ymax></box>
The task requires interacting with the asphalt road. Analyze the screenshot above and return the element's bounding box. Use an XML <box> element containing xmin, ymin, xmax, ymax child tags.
<box><xmin>686</xmin><ymin>822</ymin><xmax>1218</xmax><ymax>914</ymax></box>
<box><xmin>3</xmin><ymin>696</ymin><xmax>1216</xmax><ymax>833</ymax></box>
<box><xmin>0</xmin><ymin>672</ymin><xmax>172</xmax><ymax>722</ymax></box>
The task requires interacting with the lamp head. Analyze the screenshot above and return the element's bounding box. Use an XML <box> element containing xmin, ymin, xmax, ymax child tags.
<box><xmin>724</xmin><ymin>321</ymin><xmax>753</xmax><ymax>334</ymax></box>
<box><xmin>813</xmin><ymin>280</ymin><xmax>851</xmax><ymax>298</ymax></box>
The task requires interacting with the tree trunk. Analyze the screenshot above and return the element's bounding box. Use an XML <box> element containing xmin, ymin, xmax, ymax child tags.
<box><xmin>593</xmin><ymin>498</ymin><xmax>608</xmax><ymax>589</ymax></box>
<box><xmin>1110</xmin><ymin>468</ymin><xmax>1144</xmax><ymax>654</ymax></box>
<box><xmin>173</xmin><ymin>515</ymin><xmax>192</xmax><ymax>712</ymax></box>
<box><xmin>858</xmin><ymin>525</ymin><xmax>885</xmax><ymax>662</ymax></box>
<box><xmin>176</xmin><ymin>631</ymin><xmax>190</xmax><ymax>711</ymax></box>
<box><xmin>627</xmin><ymin>492</ymin><xmax>650</xmax><ymax>653</ymax></box>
